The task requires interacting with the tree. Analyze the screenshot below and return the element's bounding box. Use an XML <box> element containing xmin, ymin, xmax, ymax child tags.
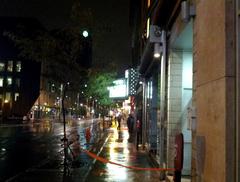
<box><xmin>86</xmin><ymin>69</ymin><xmax>116</xmax><ymax>117</ymax></box>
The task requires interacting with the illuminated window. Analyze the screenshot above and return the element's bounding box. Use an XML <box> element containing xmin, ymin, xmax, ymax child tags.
<box><xmin>5</xmin><ymin>92</ymin><xmax>11</xmax><ymax>102</ymax></box>
<box><xmin>7</xmin><ymin>77</ymin><xmax>12</xmax><ymax>86</ymax></box>
<box><xmin>0</xmin><ymin>77</ymin><xmax>3</xmax><ymax>87</ymax></box>
<box><xmin>147</xmin><ymin>0</ymin><xmax>151</xmax><ymax>8</ymax></box>
<box><xmin>15</xmin><ymin>78</ymin><xmax>20</xmax><ymax>87</ymax></box>
<box><xmin>14</xmin><ymin>93</ymin><xmax>19</xmax><ymax>101</ymax></box>
<box><xmin>0</xmin><ymin>62</ymin><xmax>5</xmax><ymax>71</ymax></box>
<box><xmin>7</xmin><ymin>61</ymin><xmax>13</xmax><ymax>72</ymax></box>
<box><xmin>16</xmin><ymin>61</ymin><xmax>21</xmax><ymax>72</ymax></box>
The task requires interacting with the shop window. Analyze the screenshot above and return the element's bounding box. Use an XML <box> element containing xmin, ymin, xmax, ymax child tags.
<box><xmin>0</xmin><ymin>77</ymin><xmax>3</xmax><ymax>87</ymax></box>
<box><xmin>14</xmin><ymin>93</ymin><xmax>19</xmax><ymax>101</ymax></box>
<box><xmin>7</xmin><ymin>77</ymin><xmax>12</xmax><ymax>86</ymax></box>
<box><xmin>7</xmin><ymin>61</ymin><xmax>13</xmax><ymax>72</ymax></box>
<box><xmin>16</xmin><ymin>61</ymin><xmax>21</xmax><ymax>72</ymax></box>
<box><xmin>0</xmin><ymin>62</ymin><xmax>5</xmax><ymax>72</ymax></box>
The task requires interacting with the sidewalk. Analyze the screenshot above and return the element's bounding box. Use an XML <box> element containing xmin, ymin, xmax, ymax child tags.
<box><xmin>85</xmin><ymin>122</ymin><xmax>162</xmax><ymax>182</ymax></box>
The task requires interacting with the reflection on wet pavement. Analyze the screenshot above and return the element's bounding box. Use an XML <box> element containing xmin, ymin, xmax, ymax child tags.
<box><xmin>86</xmin><ymin>124</ymin><xmax>161</xmax><ymax>182</ymax></box>
<box><xmin>0</xmin><ymin>118</ymin><xmax>108</xmax><ymax>181</ymax></box>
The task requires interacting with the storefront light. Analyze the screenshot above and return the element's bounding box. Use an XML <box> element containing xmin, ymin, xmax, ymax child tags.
<box><xmin>154</xmin><ymin>43</ymin><xmax>161</xmax><ymax>58</ymax></box>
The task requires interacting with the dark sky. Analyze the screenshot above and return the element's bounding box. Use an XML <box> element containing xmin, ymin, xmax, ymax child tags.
<box><xmin>0</xmin><ymin>0</ymin><xmax>132</xmax><ymax>75</ymax></box>
<box><xmin>0</xmin><ymin>0</ymin><xmax>74</xmax><ymax>28</ymax></box>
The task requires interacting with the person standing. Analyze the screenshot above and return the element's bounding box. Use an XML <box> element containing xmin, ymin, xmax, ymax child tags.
<box><xmin>127</xmin><ymin>112</ymin><xmax>135</xmax><ymax>141</ymax></box>
<box><xmin>117</xmin><ymin>113</ymin><xmax>122</xmax><ymax>130</ymax></box>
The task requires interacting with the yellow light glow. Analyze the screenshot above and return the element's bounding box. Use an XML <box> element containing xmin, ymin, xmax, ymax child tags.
<box><xmin>4</xmin><ymin>99</ymin><xmax>9</xmax><ymax>103</ymax></box>
<box><xmin>147</xmin><ymin>0</ymin><xmax>151</xmax><ymax>8</ymax></box>
<box><xmin>154</xmin><ymin>53</ymin><xmax>161</xmax><ymax>58</ymax></box>
<box><xmin>104</xmin><ymin>127</ymin><xmax>131</xmax><ymax>181</ymax></box>
<box><xmin>146</xmin><ymin>18</ymin><xmax>150</xmax><ymax>38</ymax></box>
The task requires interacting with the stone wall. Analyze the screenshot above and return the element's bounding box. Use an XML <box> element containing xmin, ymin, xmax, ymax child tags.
<box><xmin>192</xmin><ymin>0</ymin><xmax>236</xmax><ymax>181</ymax></box>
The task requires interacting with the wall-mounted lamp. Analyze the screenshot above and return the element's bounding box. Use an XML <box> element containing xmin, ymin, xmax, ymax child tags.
<box><xmin>154</xmin><ymin>43</ymin><xmax>162</xmax><ymax>58</ymax></box>
<box><xmin>181</xmin><ymin>1</ymin><xmax>196</xmax><ymax>23</ymax></box>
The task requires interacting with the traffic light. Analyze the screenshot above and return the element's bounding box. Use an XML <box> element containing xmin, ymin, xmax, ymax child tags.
<box><xmin>78</xmin><ymin>30</ymin><xmax>92</xmax><ymax>68</ymax></box>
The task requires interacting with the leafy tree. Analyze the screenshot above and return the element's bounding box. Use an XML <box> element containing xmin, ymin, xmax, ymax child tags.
<box><xmin>86</xmin><ymin>70</ymin><xmax>117</xmax><ymax>116</ymax></box>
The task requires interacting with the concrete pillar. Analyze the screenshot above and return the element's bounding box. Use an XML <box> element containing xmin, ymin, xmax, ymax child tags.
<box><xmin>192</xmin><ymin>0</ymin><xmax>236</xmax><ymax>181</ymax></box>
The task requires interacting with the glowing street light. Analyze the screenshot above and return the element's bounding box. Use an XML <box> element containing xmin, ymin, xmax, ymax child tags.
<box><xmin>82</xmin><ymin>30</ymin><xmax>89</xmax><ymax>38</ymax></box>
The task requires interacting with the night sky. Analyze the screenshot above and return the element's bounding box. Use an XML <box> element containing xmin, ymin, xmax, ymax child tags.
<box><xmin>0</xmin><ymin>0</ymin><xmax>131</xmax><ymax>75</ymax></box>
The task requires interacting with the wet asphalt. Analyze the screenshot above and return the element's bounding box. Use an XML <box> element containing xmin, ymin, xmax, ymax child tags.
<box><xmin>0</xmin><ymin>119</ymin><xmax>161</xmax><ymax>182</ymax></box>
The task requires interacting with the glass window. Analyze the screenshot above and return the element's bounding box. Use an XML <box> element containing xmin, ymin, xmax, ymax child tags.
<box><xmin>5</xmin><ymin>92</ymin><xmax>11</xmax><ymax>102</ymax></box>
<box><xmin>0</xmin><ymin>62</ymin><xmax>5</xmax><ymax>71</ymax></box>
<box><xmin>0</xmin><ymin>77</ymin><xmax>3</xmax><ymax>87</ymax></box>
<box><xmin>16</xmin><ymin>61</ymin><xmax>21</xmax><ymax>72</ymax></box>
<box><xmin>7</xmin><ymin>61</ymin><xmax>13</xmax><ymax>72</ymax></box>
<box><xmin>15</xmin><ymin>78</ymin><xmax>20</xmax><ymax>87</ymax></box>
<box><xmin>7</xmin><ymin>77</ymin><xmax>12</xmax><ymax>86</ymax></box>
<box><xmin>14</xmin><ymin>93</ymin><xmax>19</xmax><ymax>101</ymax></box>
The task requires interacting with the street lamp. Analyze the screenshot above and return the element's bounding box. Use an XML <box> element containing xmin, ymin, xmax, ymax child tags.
<box><xmin>82</xmin><ymin>30</ymin><xmax>89</xmax><ymax>38</ymax></box>
<box><xmin>154</xmin><ymin>43</ymin><xmax>161</xmax><ymax>58</ymax></box>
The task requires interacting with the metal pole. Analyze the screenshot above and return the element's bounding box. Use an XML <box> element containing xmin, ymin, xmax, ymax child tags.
<box><xmin>62</xmin><ymin>84</ymin><xmax>67</xmax><ymax>140</ymax></box>
<box><xmin>236</xmin><ymin>0</ymin><xmax>240</xmax><ymax>180</ymax></box>
<box><xmin>159</xmin><ymin>30</ymin><xmax>167</xmax><ymax>180</ymax></box>
<box><xmin>142</xmin><ymin>78</ymin><xmax>147</xmax><ymax>148</ymax></box>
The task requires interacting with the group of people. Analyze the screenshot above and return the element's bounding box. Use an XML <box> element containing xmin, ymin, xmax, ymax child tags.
<box><xmin>127</xmin><ymin>112</ymin><xmax>141</xmax><ymax>144</ymax></box>
<box><xmin>112</xmin><ymin>111</ymin><xmax>141</xmax><ymax>147</ymax></box>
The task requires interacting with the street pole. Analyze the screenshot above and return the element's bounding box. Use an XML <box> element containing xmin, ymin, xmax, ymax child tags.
<box><xmin>62</xmin><ymin>84</ymin><xmax>67</xmax><ymax>141</ymax></box>
<box><xmin>60</xmin><ymin>83</ymin><xmax>69</xmax><ymax>173</ymax></box>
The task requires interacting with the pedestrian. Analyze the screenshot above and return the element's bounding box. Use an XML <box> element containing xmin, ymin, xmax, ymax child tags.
<box><xmin>135</xmin><ymin>119</ymin><xmax>140</xmax><ymax>149</ymax></box>
<box><xmin>136</xmin><ymin>109</ymin><xmax>142</xmax><ymax>150</ymax></box>
<box><xmin>127</xmin><ymin>112</ymin><xmax>135</xmax><ymax>141</ymax></box>
<box><xmin>117</xmin><ymin>113</ymin><xmax>122</xmax><ymax>130</ymax></box>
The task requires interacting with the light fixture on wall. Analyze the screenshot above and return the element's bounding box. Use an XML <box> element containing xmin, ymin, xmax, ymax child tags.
<box><xmin>181</xmin><ymin>1</ymin><xmax>196</xmax><ymax>23</ymax></box>
<box><xmin>154</xmin><ymin>43</ymin><xmax>162</xmax><ymax>58</ymax></box>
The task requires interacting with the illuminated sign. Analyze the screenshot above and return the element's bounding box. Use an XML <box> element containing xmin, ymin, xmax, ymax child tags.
<box><xmin>108</xmin><ymin>79</ymin><xmax>128</xmax><ymax>98</ymax></box>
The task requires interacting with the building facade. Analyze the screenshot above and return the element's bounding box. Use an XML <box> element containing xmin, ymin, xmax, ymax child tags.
<box><xmin>0</xmin><ymin>17</ymin><xmax>42</xmax><ymax>119</ymax></box>
<box><xmin>130</xmin><ymin>0</ymin><xmax>238</xmax><ymax>181</ymax></box>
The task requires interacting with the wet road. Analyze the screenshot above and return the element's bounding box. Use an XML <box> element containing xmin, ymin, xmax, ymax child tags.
<box><xmin>0</xmin><ymin>118</ymin><xmax>108</xmax><ymax>182</ymax></box>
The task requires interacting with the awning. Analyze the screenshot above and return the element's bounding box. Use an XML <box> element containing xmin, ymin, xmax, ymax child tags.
<box><xmin>138</xmin><ymin>0</ymin><xmax>181</xmax><ymax>77</ymax></box>
<box><xmin>139</xmin><ymin>41</ymin><xmax>153</xmax><ymax>75</ymax></box>
<box><xmin>138</xmin><ymin>40</ymin><xmax>161</xmax><ymax>77</ymax></box>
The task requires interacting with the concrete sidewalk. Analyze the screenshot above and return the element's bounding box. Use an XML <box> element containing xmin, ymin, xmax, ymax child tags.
<box><xmin>85</xmin><ymin>122</ymin><xmax>162</xmax><ymax>182</ymax></box>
